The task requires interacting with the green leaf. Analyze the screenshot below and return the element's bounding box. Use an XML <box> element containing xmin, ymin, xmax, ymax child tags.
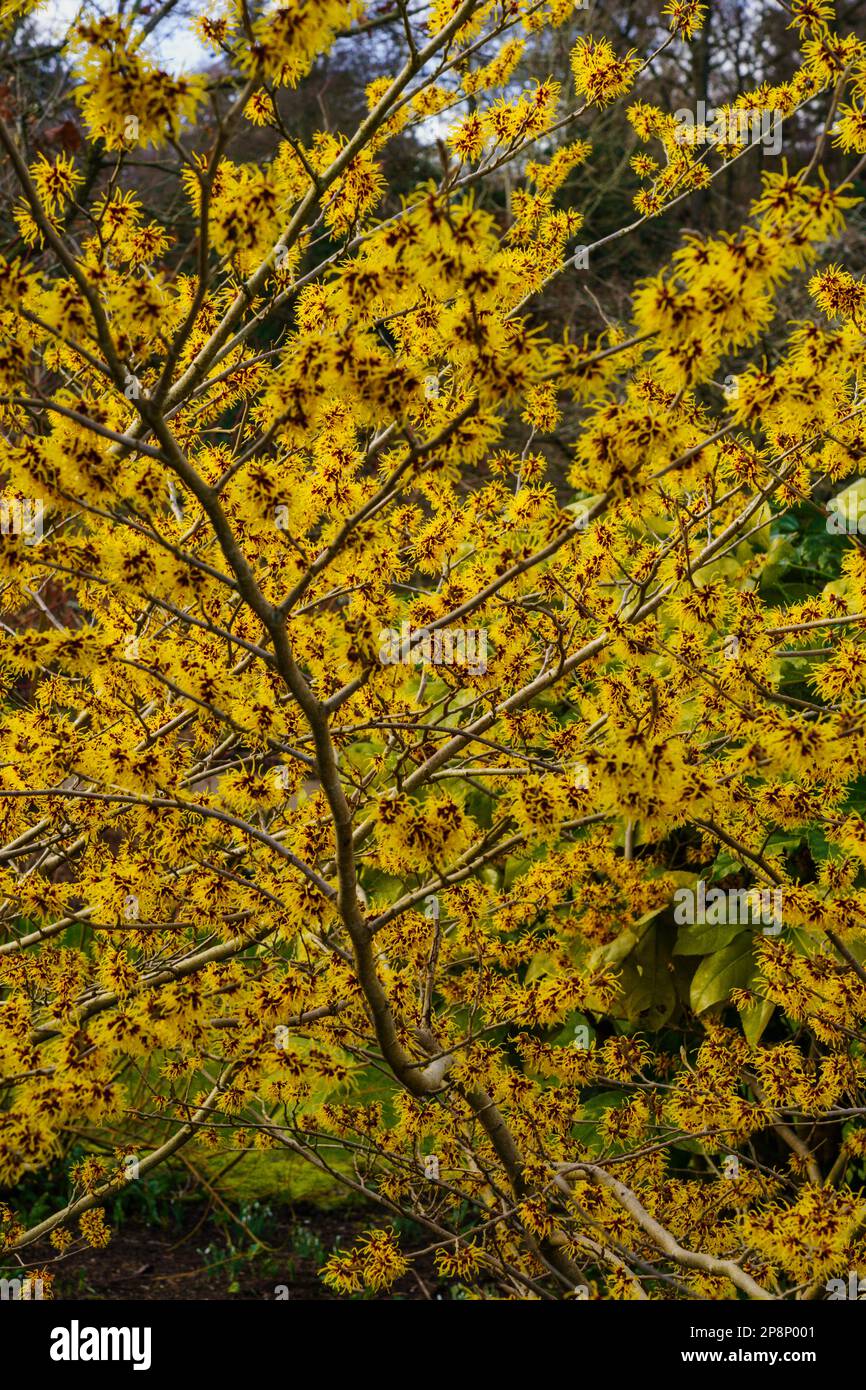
<box><xmin>609</xmin><ymin>959</ymin><xmax>646</xmax><ymax>1019</ymax></box>
<box><xmin>740</xmin><ymin>995</ymin><xmax>775</xmax><ymax>1046</ymax></box>
<box><xmin>709</xmin><ymin>850</ymin><xmax>743</xmax><ymax>880</ymax></box>
<box><xmin>608</xmin><ymin>922</ymin><xmax>678</xmax><ymax>1028</ymax></box>
<box><xmin>589</xmin><ymin>929</ymin><xmax>639</xmax><ymax>971</ymax></box>
<box><xmin>553</xmin><ymin>1012</ymin><xmax>594</xmax><ymax>1049</ymax></box>
<box><xmin>692</xmin><ymin>556</ymin><xmax>741</xmax><ymax>587</ymax></box>
<box><xmin>572</xmin><ymin>1091</ymin><xmax>627</xmax><ymax>1154</ymax></box>
<box><xmin>631</xmin><ymin>920</ymin><xmax>677</xmax><ymax>1028</ymax></box>
<box><xmin>805</xmin><ymin>826</ymin><xmax>831</xmax><ymax>863</ymax></box>
<box><xmin>589</xmin><ymin>905</ymin><xmax>668</xmax><ymax>974</ymax></box>
<box><xmin>525</xmin><ymin>951</ymin><xmax>557</xmax><ymax>982</ymax></box>
<box><xmin>690</xmin><ymin>932</ymin><xmax>756</xmax><ymax>1014</ymax></box>
<box><xmin>674</xmin><ymin>920</ymin><xmax>746</xmax><ymax>955</ymax></box>
<box><xmin>827</xmin><ymin>478</ymin><xmax>866</xmax><ymax>532</ymax></box>
<box><xmin>759</xmin><ymin>535</ymin><xmax>795</xmax><ymax>589</ymax></box>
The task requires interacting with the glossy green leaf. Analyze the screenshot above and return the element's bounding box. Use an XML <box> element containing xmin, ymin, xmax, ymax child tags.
<box><xmin>674</xmin><ymin>920</ymin><xmax>746</xmax><ymax>955</ymax></box>
<box><xmin>690</xmin><ymin>932</ymin><xmax>755</xmax><ymax>1014</ymax></box>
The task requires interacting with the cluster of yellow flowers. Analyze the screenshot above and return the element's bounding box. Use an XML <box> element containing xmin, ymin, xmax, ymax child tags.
<box><xmin>1</xmin><ymin>0</ymin><xmax>866</xmax><ymax>1301</ymax></box>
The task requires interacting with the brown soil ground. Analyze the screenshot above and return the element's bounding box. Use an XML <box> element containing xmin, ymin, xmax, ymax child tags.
<box><xmin>40</xmin><ymin>1203</ymin><xmax>454</xmax><ymax>1301</ymax></box>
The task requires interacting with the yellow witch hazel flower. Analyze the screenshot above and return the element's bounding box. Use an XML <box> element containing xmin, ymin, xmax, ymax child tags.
<box><xmin>662</xmin><ymin>0</ymin><xmax>708</xmax><ymax>40</ymax></box>
<box><xmin>570</xmin><ymin>35</ymin><xmax>639</xmax><ymax>106</ymax></box>
<box><xmin>2</xmin><ymin>0</ymin><xmax>866</xmax><ymax>1311</ymax></box>
<box><xmin>244</xmin><ymin>0</ymin><xmax>363</xmax><ymax>87</ymax></box>
<box><xmin>70</xmin><ymin>17</ymin><xmax>205</xmax><ymax>149</ymax></box>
